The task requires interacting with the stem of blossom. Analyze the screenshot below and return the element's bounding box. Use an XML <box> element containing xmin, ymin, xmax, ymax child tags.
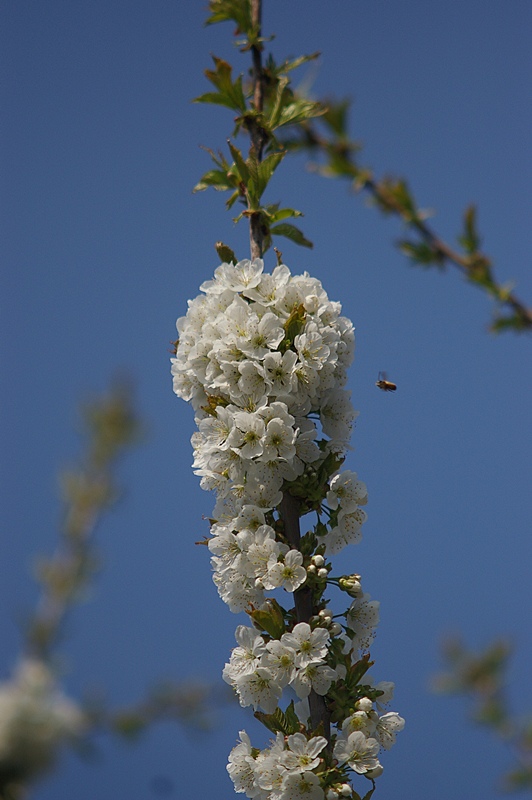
<box><xmin>279</xmin><ymin>493</ymin><xmax>331</xmax><ymax>740</ymax></box>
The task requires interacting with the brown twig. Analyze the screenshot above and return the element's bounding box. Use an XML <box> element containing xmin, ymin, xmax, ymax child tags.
<box><xmin>247</xmin><ymin>0</ymin><xmax>330</xmax><ymax>741</ymax></box>
<box><xmin>249</xmin><ymin>0</ymin><xmax>265</xmax><ymax>260</ymax></box>
<box><xmin>293</xmin><ymin>123</ymin><xmax>532</xmax><ymax>332</ymax></box>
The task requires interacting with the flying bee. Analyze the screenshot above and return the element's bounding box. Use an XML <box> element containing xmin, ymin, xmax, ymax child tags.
<box><xmin>375</xmin><ymin>371</ymin><xmax>397</xmax><ymax>392</ymax></box>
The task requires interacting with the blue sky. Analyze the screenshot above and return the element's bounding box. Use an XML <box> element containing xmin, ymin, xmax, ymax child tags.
<box><xmin>1</xmin><ymin>2</ymin><xmax>532</xmax><ymax>798</ymax></box>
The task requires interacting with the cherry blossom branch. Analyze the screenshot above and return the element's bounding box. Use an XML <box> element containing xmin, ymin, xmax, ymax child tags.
<box><xmin>247</xmin><ymin>0</ymin><xmax>330</xmax><ymax>743</ymax></box>
<box><xmin>248</xmin><ymin>0</ymin><xmax>265</xmax><ymax>260</ymax></box>
<box><xmin>282</xmin><ymin>116</ymin><xmax>532</xmax><ymax>334</ymax></box>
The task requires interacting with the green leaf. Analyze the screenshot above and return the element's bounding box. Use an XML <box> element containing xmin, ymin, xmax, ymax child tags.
<box><xmin>267</xmin><ymin>206</ymin><xmax>303</xmax><ymax>223</ymax></box>
<box><xmin>490</xmin><ymin>313</ymin><xmax>528</xmax><ymax>334</ymax></box>
<box><xmin>254</xmin><ymin>702</ymin><xmax>301</xmax><ymax>736</ymax></box>
<box><xmin>247</xmin><ymin>598</ymin><xmax>286</xmax><ymax>638</ymax></box>
<box><xmin>362</xmin><ymin>787</ymin><xmax>376</xmax><ymax>800</ymax></box>
<box><xmin>270</xmin><ymin>222</ymin><xmax>313</xmax><ymax>249</ymax></box>
<box><xmin>349</xmin><ymin>654</ymin><xmax>373</xmax><ymax>685</ymax></box>
<box><xmin>194</xmin><ymin>56</ymin><xmax>247</xmax><ymax>113</ymax></box>
<box><xmin>256</xmin><ymin>151</ymin><xmax>286</xmax><ymax>196</ymax></box>
<box><xmin>205</xmin><ymin>0</ymin><xmax>253</xmax><ymax>34</ymax></box>
<box><xmin>226</xmin><ymin>189</ymin><xmax>241</xmax><ymax>209</ymax></box>
<box><xmin>276</xmin><ymin>98</ymin><xmax>325</xmax><ymax>129</ymax></box>
<box><xmin>227</xmin><ymin>140</ymin><xmax>250</xmax><ymax>183</ymax></box>
<box><xmin>277</xmin><ymin>52</ymin><xmax>321</xmax><ymax>75</ymax></box>
<box><xmin>458</xmin><ymin>204</ymin><xmax>480</xmax><ymax>254</ymax></box>
<box><xmin>268</xmin><ymin>76</ymin><xmax>290</xmax><ymax>129</ymax></box>
<box><xmin>399</xmin><ymin>239</ymin><xmax>444</xmax><ymax>267</ymax></box>
<box><xmin>194</xmin><ymin>91</ymin><xmax>242</xmax><ymax>111</ymax></box>
<box><xmin>323</xmin><ymin>99</ymin><xmax>351</xmax><ymax>137</ymax></box>
<box><xmin>215</xmin><ymin>242</ymin><xmax>237</xmax><ymax>263</ymax></box>
<box><xmin>193</xmin><ymin>169</ymin><xmax>234</xmax><ymax>193</ymax></box>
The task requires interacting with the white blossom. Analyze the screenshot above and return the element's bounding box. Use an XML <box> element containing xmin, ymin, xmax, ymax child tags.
<box><xmin>263</xmin><ymin>550</ymin><xmax>307</xmax><ymax>593</ymax></box>
<box><xmin>280</xmin><ymin>734</ymin><xmax>328</xmax><ymax>773</ymax></box>
<box><xmin>281</xmin><ymin>623</ymin><xmax>329</xmax><ymax>668</ymax></box>
<box><xmin>333</xmin><ymin>731</ymin><xmax>381</xmax><ymax>775</ymax></box>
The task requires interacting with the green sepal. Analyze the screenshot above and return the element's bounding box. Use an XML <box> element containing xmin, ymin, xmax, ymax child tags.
<box><xmin>299</xmin><ymin>530</ymin><xmax>318</xmax><ymax>556</ymax></box>
<box><xmin>254</xmin><ymin>701</ymin><xmax>301</xmax><ymax>736</ymax></box>
<box><xmin>247</xmin><ymin>598</ymin><xmax>286</xmax><ymax>639</ymax></box>
<box><xmin>348</xmin><ymin>654</ymin><xmax>374</xmax><ymax>685</ymax></box>
<box><xmin>200</xmin><ymin>394</ymin><xmax>230</xmax><ymax>417</ymax></box>
<box><xmin>194</xmin><ymin>56</ymin><xmax>247</xmax><ymax>113</ymax></box>
<box><xmin>215</xmin><ymin>242</ymin><xmax>237</xmax><ymax>263</ymax></box>
<box><xmin>279</xmin><ymin>303</ymin><xmax>306</xmax><ymax>352</ymax></box>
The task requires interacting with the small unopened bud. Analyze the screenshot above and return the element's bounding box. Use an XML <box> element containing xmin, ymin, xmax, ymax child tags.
<box><xmin>318</xmin><ymin>568</ymin><xmax>328</xmax><ymax>578</ymax></box>
<box><xmin>355</xmin><ymin>697</ymin><xmax>373</xmax><ymax>712</ymax></box>
<box><xmin>307</xmin><ymin>564</ymin><xmax>317</xmax><ymax>574</ymax></box>
<box><xmin>330</xmin><ymin>622</ymin><xmax>342</xmax><ymax>636</ymax></box>
<box><xmin>312</xmin><ymin>554</ymin><xmax>325</xmax><ymax>567</ymax></box>
<box><xmin>319</xmin><ymin>608</ymin><xmax>333</xmax><ymax>621</ymax></box>
<box><xmin>338</xmin><ymin>575</ymin><xmax>362</xmax><ymax>597</ymax></box>
<box><xmin>326</xmin><ymin>791</ymin><xmax>339</xmax><ymax>800</ymax></box>
<box><xmin>340</xmin><ymin>784</ymin><xmax>352</xmax><ymax>797</ymax></box>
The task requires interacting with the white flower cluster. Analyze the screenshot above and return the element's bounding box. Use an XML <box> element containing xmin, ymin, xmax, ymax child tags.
<box><xmin>172</xmin><ymin>259</ymin><xmax>366</xmax><ymax>606</ymax></box>
<box><xmin>228</xmin><ymin>692</ymin><xmax>405</xmax><ymax>800</ymax></box>
<box><xmin>223</xmin><ymin>623</ymin><xmax>337</xmax><ymax>712</ymax></box>
<box><xmin>172</xmin><ymin>259</ymin><xmax>404</xmax><ymax>798</ymax></box>
<box><xmin>0</xmin><ymin>659</ymin><xmax>85</xmax><ymax>782</ymax></box>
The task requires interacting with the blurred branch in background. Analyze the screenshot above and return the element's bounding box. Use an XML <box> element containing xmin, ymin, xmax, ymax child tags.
<box><xmin>280</xmin><ymin>99</ymin><xmax>532</xmax><ymax>334</ymax></box>
<box><xmin>433</xmin><ymin>636</ymin><xmax>532</xmax><ymax>792</ymax></box>
<box><xmin>0</xmin><ymin>383</ymin><xmax>222</xmax><ymax>800</ymax></box>
<box><xmin>27</xmin><ymin>381</ymin><xmax>141</xmax><ymax>660</ymax></box>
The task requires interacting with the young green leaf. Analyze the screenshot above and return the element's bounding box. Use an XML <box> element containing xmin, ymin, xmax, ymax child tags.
<box><xmin>227</xmin><ymin>140</ymin><xmax>251</xmax><ymax>184</ymax></box>
<box><xmin>194</xmin><ymin>56</ymin><xmax>247</xmax><ymax>113</ymax></box>
<box><xmin>458</xmin><ymin>205</ymin><xmax>480</xmax><ymax>254</ymax></box>
<box><xmin>270</xmin><ymin>222</ymin><xmax>313</xmax><ymax>249</ymax></box>
<box><xmin>398</xmin><ymin>239</ymin><xmax>444</xmax><ymax>267</ymax></box>
<box><xmin>215</xmin><ymin>242</ymin><xmax>237</xmax><ymax>263</ymax></box>
<box><xmin>205</xmin><ymin>0</ymin><xmax>253</xmax><ymax>35</ymax></box>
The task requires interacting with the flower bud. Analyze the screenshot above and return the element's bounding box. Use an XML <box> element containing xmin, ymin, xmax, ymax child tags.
<box><xmin>330</xmin><ymin>622</ymin><xmax>342</xmax><ymax>636</ymax></box>
<box><xmin>338</xmin><ymin>574</ymin><xmax>362</xmax><ymax>597</ymax></box>
<box><xmin>340</xmin><ymin>784</ymin><xmax>352</xmax><ymax>796</ymax></box>
<box><xmin>318</xmin><ymin>567</ymin><xmax>328</xmax><ymax>578</ymax></box>
<box><xmin>355</xmin><ymin>697</ymin><xmax>373</xmax><ymax>712</ymax></box>
<box><xmin>326</xmin><ymin>791</ymin><xmax>339</xmax><ymax>800</ymax></box>
<box><xmin>307</xmin><ymin>564</ymin><xmax>317</xmax><ymax>574</ymax></box>
<box><xmin>312</xmin><ymin>554</ymin><xmax>325</xmax><ymax>567</ymax></box>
